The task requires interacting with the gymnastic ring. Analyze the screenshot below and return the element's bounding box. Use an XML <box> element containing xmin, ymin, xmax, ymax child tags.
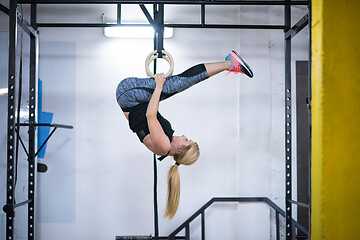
<box><xmin>145</xmin><ymin>50</ymin><xmax>174</xmax><ymax>78</ymax></box>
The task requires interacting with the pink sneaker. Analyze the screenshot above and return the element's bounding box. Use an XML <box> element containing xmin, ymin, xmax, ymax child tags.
<box><xmin>225</xmin><ymin>50</ymin><xmax>253</xmax><ymax>78</ymax></box>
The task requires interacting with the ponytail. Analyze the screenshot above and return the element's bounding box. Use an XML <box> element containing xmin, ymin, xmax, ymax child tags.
<box><xmin>164</xmin><ymin>164</ymin><xmax>180</xmax><ymax>219</ymax></box>
<box><xmin>164</xmin><ymin>142</ymin><xmax>200</xmax><ymax>219</ymax></box>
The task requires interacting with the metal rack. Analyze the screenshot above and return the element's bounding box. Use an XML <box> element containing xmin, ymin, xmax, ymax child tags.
<box><xmin>1</xmin><ymin>1</ymin><xmax>310</xmax><ymax>239</ymax></box>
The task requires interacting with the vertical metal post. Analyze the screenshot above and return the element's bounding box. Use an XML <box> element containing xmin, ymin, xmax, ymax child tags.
<box><xmin>201</xmin><ymin>4</ymin><xmax>205</xmax><ymax>26</ymax></box>
<box><xmin>152</xmin><ymin>5</ymin><xmax>159</xmax><ymax>240</ymax></box>
<box><xmin>6</xmin><ymin>1</ymin><xmax>17</xmax><ymax>239</ymax></box>
<box><xmin>296</xmin><ymin>60</ymin><xmax>309</xmax><ymax>238</ymax></box>
<box><xmin>156</xmin><ymin>4</ymin><xmax>164</xmax><ymax>57</ymax></box>
<box><xmin>284</xmin><ymin>1</ymin><xmax>292</xmax><ymax>240</ymax></box>
<box><xmin>185</xmin><ymin>224</ymin><xmax>190</xmax><ymax>240</ymax></box>
<box><xmin>201</xmin><ymin>211</ymin><xmax>205</xmax><ymax>240</ymax></box>
<box><xmin>307</xmin><ymin>1</ymin><xmax>312</xmax><ymax>236</ymax></box>
<box><xmin>276</xmin><ymin>211</ymin><xmax>280</xmax><ymax>240</ymax></box>
<box><xmin>153</xmin><ymin>154</ymin><xmax>159</xmax><ymax>240</ymax></box>
<box><xmin>28</xmin><ymin>3</ymin><xmax>38</xmax><ymax>240</ymax></box>
<box><xmin>153</xmin><ymin>4</ymin><xmax>158</xmax><ymax>72</ymax></box>
<box><xmin>117</xmin><ymin>4</ymin><xmax>121</xmax><ymax>24</ymax></box>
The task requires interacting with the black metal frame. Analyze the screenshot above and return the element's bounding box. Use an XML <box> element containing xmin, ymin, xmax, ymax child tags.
<box><xmin>284</xmin><ymin>2</ymin><xmax>311</xmax><ymax>239</ymax></box>
<box><xmin>2</xmin><ymin>1</ymin><xmax>310</xmax><ymax>240</ymax></box>
<box><xmin>3</xmin><ymin>2</ymin><xmax>39</xmax><ymax>239</ymax></box>
<box><xmin>2</xmin><ymin>2</ymin><xmax>72</xmax><ymax>240</ymax></box>
<box><xmin>284</xmin><ymin>1</ymin><xmax>293</xmax><ymax>239</ymax></box>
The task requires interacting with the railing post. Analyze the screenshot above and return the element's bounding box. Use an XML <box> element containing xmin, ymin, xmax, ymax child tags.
<box><xmin>201</xmin><ymin>211</ymin><xmax>205</xmax><ymax>240</ymax></box>
<box><xmin>185</xmin><ymin>224</ymin><xmax>190</xmax><ymax>240</ymax></box>
<box><xmin>200</xmin><ymin>4</ymin><xmax>205</xmax><ymax>26</ymax></box>
<box><xmin>276</xmin><ymin>211</ymin><xmax>280</xmax><ymax>240</ymax></box>
<box><xmin>153</xmin><ymin>154</ymin><xmax>159</xmax><ymax>240</ymax></box>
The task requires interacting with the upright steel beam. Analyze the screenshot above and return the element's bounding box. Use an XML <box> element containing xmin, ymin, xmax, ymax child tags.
<box><xmin>117</xmin><ymin>4</ymin><xmax>121</xmax><ymax>24</ymax></box>
<box><xmin>6</xmin><ymin>1</ymin><xmax>17</xmax><ymax>240</ymax></box>
<box><xmin>152</xmin><ymin>6</ymin><xmax>160</xmax><ymax>240</ymax></box>
<box><xmin>156</xmin><ymin>4</ymin><xmax>164</xmax><ymax>56</ymax></box>
<box><xmin>28</xmin><ymin>3</ymin><xmax>38</xmax><ymax>240</ymax></box>
<box><xmin>201</xmin><ymin>4</ymin><xmax>205</xmax><ymax>26</ymax></box>
<box><xmin>284</xmin><ymin>1</ymin><xmax>292</xmax><ymax>239</ymax></box>
<box><xmin>307</xmin><ymin>1</ymin><xmax>312</xmax><ymax>236</ymax></box>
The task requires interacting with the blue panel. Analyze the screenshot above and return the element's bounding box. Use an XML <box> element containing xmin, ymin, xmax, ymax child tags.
<box><xmin>37</xmin><ymin>111</ymin><xmax>53</xmax><ymax>158</ymax></box>
<box><xmin>38</xmin><ymin>79</ymin><xmax>54</xmax><ymax>159</ymax></box>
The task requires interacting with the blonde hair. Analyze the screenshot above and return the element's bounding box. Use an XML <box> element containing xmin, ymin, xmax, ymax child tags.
<box><xmin>164</xmin><ymin>142</ymin><xmax>200</xmax><ymax>219</ymax></box>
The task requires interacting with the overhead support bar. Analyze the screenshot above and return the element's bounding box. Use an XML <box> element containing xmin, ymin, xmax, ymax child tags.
<box><xmin>285</xmin><ymin>13</ymin><xmax>309</xmax><ymax>40</ymax></box>
<box><xmin>36</xmin><ymin>23</ymin><xmax>285</xmax><ymax>30</ymax></box>
<box><xmin>166</xmin><ymin>23</ymin><xmax>284</xmax><ymax>29</ymax></box>
<box><xmin>18</xmin><ymin>0</ymin><xmax>309</xmax><ymax>5</ymax></box>
<box><xmin>38</xmin><ymin>23</ymin><xmax>150</xmax><ymax>28</ymax></box>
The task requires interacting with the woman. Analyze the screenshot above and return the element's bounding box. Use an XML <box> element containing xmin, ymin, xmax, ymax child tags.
<box><xmin>116</xmin><ymin>50</ymin><xmax>253</xmax><ymax>219</ymax></box>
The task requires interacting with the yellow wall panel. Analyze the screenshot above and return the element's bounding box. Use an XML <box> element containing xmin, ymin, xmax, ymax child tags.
<box><xmin>312</xmin><ymin>0</ymin><xmax>360</xmax><ymax>239</ymax></box>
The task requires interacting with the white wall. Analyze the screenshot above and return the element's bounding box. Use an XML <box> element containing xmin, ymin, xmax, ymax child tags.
<box><xmin>0</xmin><ymin>4</ymin><xmax>309</xmax><ymax>240</ymax></box>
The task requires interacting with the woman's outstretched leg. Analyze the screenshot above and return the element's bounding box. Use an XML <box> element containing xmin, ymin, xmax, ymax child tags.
<box><xmin>116</xmin><ymin>50</ymin><xmax>253</xmax><ymax>110</ymax></box>
<box><xmin>161</xmin><ymin>60</ymin><xmax>233</xmax><ymax>96</ymax></box>
<box><xmin>160</xmin><ymin>50</ymin><xmax>253</xmax><ymax>100</ymax></box>
<box><xmin>204</xmin><ymin>61</ymin><xmax>231</xmax><ymax>77</ymax></box>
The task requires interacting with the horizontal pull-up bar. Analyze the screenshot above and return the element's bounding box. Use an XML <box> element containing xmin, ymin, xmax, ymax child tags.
<box><xmin>166</xmin><ymin>23</ymin><xmax>285</xmax><ymax>29</ymax></box>
<box><xmin>18</xmin><ymin>0</ymin><xmax>309</xmax><ymax>5</ymax></box>
<box><xmin>36</xmin><ymin>22</ymin><xmax>285</xmax><ymax>30</ymax></box>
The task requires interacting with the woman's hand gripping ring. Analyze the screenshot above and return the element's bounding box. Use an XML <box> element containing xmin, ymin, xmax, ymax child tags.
<box><xmin>145</xmin><ymin>50</ymin><xmax>174</xmax><ymax>78</ymax></box>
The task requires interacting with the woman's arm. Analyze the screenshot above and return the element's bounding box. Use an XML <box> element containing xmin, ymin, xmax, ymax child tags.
<box><xmin>143</xmin><ymin>73</ymin><xmax>171</xmax><ymax>155</ymax></box>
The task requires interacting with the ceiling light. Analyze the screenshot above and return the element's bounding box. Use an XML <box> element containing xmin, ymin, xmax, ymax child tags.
<box><xmin>104</xmin><ymin>26</ymin><xmax>173</xmax><ymax>39</ymax></box>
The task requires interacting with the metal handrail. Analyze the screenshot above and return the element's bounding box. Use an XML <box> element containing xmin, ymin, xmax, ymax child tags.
<box><xmin>168</xmin><ymin>197</ymin><xmax>308</xmax><ymax>240</ymax></box>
